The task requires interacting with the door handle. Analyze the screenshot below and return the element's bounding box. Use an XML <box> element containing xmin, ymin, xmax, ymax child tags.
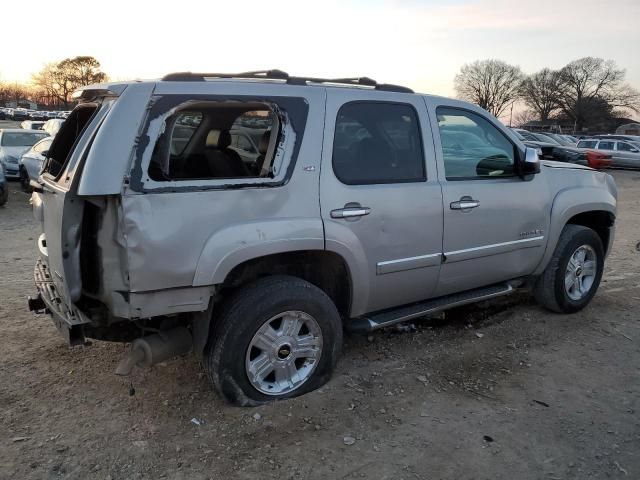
<box><xmin>331</xmin><ymin>205</ymin><xmax>371</xmax><ymax>219</ymax></box>
<box><xmin>450</xmin><ymin>197</ymin><xmax>479</xmax><ymax>210</ymax></box>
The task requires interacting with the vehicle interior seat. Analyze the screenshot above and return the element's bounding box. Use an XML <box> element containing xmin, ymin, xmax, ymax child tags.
<box><xmin>204</xmin><ymin>129</ymin><xmax>250</xmax><ymax>178</ymax></box>
<box><xmin>255</xmin><ymin>130</ymin><xmax>271</xmax><ymax>175</ymax></box>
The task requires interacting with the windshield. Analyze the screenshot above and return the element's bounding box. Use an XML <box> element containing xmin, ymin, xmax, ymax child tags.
<box><xmin>1</xmin><ymin>132</ymin><xmax>49</xmax><ymax>147</ymax></box>
<box><xmin>511</xmin><ymin>130</ymin><xmax>526</xmax><ymax>141</ymax></box>
<box><xmin>533</xmin><ymin>133</ymin><xmax>560</xmax><ymax>145</ymax></box>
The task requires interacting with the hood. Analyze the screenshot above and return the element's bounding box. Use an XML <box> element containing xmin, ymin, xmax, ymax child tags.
<box><xmin>542</xmin><ymin>160</ymin><xmax>593</xmax><ymax>171</ymax></box>
<box><xmin>0</xmin><ymin>146</ymin><xmax>30</xmax><ymax>160</ymax></box>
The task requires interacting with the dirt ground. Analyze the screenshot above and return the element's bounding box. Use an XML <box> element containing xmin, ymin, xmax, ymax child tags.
<box><xmin>1</xmin><ymin>159</ymin><xmax>639</xmax><ymax>479</ymax></box>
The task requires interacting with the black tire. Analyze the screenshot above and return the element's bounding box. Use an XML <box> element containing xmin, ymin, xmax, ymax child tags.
<box><xmin>204</xmin><ymin>275</ymin><xmax>342</xmax><ymax>406</ymax></box>
<box><xmin>534</xmin><ymin>224</ymin><xmax>604</xmax><ymax>313</ymax></box>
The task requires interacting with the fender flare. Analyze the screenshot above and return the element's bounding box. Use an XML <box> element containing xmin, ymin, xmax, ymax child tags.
<box><xmin>532</xmin><ymin>186</ymin><xmax>616</xmax><ymax>275</ymax></box>
<box><xmin>193</xmin><ymin>218</ymin><xmax>326</xmax><ymax>286</ymax></box>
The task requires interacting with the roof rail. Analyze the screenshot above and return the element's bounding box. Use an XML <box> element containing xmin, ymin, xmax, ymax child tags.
<box><xmin>161</xmin><ymin>70</ymin><xmax>414</xmax><ymax>93</ymax></box>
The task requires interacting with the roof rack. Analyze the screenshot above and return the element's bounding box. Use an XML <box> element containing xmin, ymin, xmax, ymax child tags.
<box><xmin>161</xmin><ymin>70</ymin><xmax>414</xmax><ymax>94</ymax></box>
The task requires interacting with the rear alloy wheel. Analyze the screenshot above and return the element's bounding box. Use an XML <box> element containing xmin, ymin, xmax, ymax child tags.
<box><xmin>204</xmin><ymin>276</ymin><xmax>342</xmax><ymax>406</ymax></box>
<box><xmin>534</xmin><ymin>224</ymin><xmax>604</xmax><ymax>313</ymax></box>
<box><xmin>245</xmin><ymin>311</ymin><xmax>322</xmax><ymax>395</ymax></box>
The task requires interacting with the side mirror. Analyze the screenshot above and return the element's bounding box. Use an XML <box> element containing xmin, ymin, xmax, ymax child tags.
<box><xmin>630</xmin><ymin>148</ymin><xmax>639</xmax><ymax>153</ymax></box>
<box><xmin>521</xmin><ymin>147</ymin><xmax>541</xmax><ymax>175</ymax></box>
<box><xmin>41</xmin><ymin>150</ymin><xmax>49</xmax><ymax>157</ymax></box>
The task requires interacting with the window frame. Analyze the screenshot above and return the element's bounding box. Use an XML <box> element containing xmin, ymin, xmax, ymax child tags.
<box><xmin>435</xmin><ymin>106</ymin><xmax>521</xmax><ymax>182</ymax></box>
<box><xmin>331</xmin><ymin>100</ymin><xmax>427</xmax><ymax>186</ymax></box>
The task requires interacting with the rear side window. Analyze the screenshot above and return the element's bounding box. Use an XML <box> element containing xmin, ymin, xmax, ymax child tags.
<box><xmin>598</xmin><ymin>141</ymin><xmax>615</xmax><ymax>150</ymax></box>
<box><xmin>332</xmin><ymin>102</ymin><xmax>425</xmax><ymax>185</ymax></box>
<box><xmin>577</xmin><ymin>140</ymin><xmax>597</xmax><ymax>149</ymax></box>
<box><xmin>149</xmin><ymin>103</ymin><xmax>278</xmax><ymax>181</ymax></box>
<box><xmin>436</xmin><ymin>107</ymin><xmax>515</xmax><ymax>180</ymax></box>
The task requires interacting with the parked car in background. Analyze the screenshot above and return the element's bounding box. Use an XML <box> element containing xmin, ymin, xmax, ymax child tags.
<box><xmin>585</xmin><ymin>150</ymin><xmax>613</xmax><ymax>169</ymax></box>
<box><xmin>0</xmin><ymin>129</ymin><xmax>50</xmax><ymax>178</ymax></box>
<box><xmin>28</xmin><ymin>111</ymin><xmax>46</xmax><ymax>121</ymax></box>
<box><xmin>592</xmin><ymin>134</ymin><xmax>640</xmax><ymax>143</ymax></box>
<box><xmin>512</xmin><ymin>128</ymin><xmax>587</xmax><ymax>165</ymax></box>
<box><xmin>11</xmin><ymin>109</ymin><xmax>30</xmax><ymax>121</ymax></box>
<box><xmin>19</xmin><ymin>136</ymin><xmax>53</xmax><ymax>191</ymax></box>
<box><xmin>0</xmin><ymin>163</ymin><xmax>7</xmax><ymax>206</ymax></box>
<box><xmin>576</xmin><ymin>138</ymin><xmax>640</xmax><ymax>169</ymax></box>
<box><xmin>0</xmin><ymin>109</ymin><xmax>6</xmax><ymax>120</ymax></box>
<box><xmin>20</xmin><ymin>120</ymin><xmax>45</xmax><ymax>130</ymax></box>
<box><xmin>541</xmin><ymin>132</ymin><xmax>576</xmax><ymax>147</ymax></box>
<box><xmin>42</xmin><ymin>119</ymin><xmax>65</xmax><ymax>137</ymax></box>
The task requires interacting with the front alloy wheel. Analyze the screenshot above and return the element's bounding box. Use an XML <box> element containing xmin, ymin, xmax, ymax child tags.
<box><xmin>564</xmin><ymin>245</ymin><xmax>597</xmax><ymax>301</ymax></box>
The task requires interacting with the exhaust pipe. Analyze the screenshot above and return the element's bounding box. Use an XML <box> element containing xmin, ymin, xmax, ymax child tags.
<box><xmin>115</xmin><ymin>327</ymin><xmax>192</xmax><ymax>376</ymax></box>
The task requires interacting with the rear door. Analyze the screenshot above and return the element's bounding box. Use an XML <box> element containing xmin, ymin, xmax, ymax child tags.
<box><xmin>36</xmin><ymin>102</ymin><xmax>110</xmax><ymax>305</ymax></box>
<box><xmin>320</xmin><ymin>89</ymin><xmax>443</xmax><ymax>317</ymax></box>
<box><xmin>424</xmin><ymin>99</ymin><xmax>550</xmax><ymax>296</ymax></box>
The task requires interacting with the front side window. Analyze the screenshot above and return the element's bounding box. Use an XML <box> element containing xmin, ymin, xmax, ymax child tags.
<box><xmin>598</xmin><ymin>141</ymin><xmax>615</xmax><ymax>151</ymax></box>
<box><xmin>332</xmin><ymin>102</ymin><xmax>425</xmax><ymax>185</ymax></box>
<box><xmin>436</xmin><ymin>107</ymin><xmax>515</xmax><ymax>180</ymax></box>
<box><xmin>149</xmin><ymin>103</ymin><xmax>278</xmax><ymax>181</ymax></box>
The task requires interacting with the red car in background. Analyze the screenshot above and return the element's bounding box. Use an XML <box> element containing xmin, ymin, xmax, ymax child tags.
<box><xmin>585</xmin><ymin>150</ymin><xmax>612</xmax><ymax>169</ymax></box>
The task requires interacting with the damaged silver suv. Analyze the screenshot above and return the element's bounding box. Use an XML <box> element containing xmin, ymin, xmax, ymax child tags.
<box><xmin>28</xmin><ymin>70</ymin><xmax>617</xmax><ymax>405</ymax></box>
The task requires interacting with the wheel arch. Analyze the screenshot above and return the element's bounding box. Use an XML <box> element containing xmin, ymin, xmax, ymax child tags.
<box><xmin>218</xmin><ymin>250</ymin><xmax>353</xmax><ymax>318</ymax></box>
<box><xmin>533</xmin><ymin>186</ymin><xmax>616</xmax><ymax>276</ymax></box>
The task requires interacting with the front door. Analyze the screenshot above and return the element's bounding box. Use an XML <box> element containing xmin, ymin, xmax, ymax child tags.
<box><xmin>321</xmin><ymin>90</ymin><xmax>443</xmax><ymax>317</ymax></box>
<box><xmin>614</xmin><ymin>141</ymin><xmax>640</xmax><ymax>168</ymax></box>
<box><xmin>425</xmin><ymin>101</ymin><xmax>550</xmax><ymax>296</ymax></box>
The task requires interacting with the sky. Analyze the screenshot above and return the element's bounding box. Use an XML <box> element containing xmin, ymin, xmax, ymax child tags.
<box><xmin>1</xmin><ymin>0</ymin><xmax>639</xmax><ymax>101</ymax></box>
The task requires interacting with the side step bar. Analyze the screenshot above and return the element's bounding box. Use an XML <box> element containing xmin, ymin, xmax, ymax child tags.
<box><xmin>347</xmin><ymin>283</ymin><xmax>516</xmax><ymax>333</ymax></box>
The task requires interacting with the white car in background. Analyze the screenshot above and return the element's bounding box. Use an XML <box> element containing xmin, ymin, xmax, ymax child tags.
<box><xmin>21</xmin><ymin>120</ymin><xmax>46</xmax><ymax>130</ymax></box>
<box><xmin>42</xmin><ymin>119</ymin><xmax>65</xmax><ymax>137</ymax></box>
<box><xmin>0</xmin><ymin>129</ymin><xmax>49</xmax><ymax>178</ymax></box>
<box><xmin>19</xmin><ymin>136</ymin><xmax>53</xmax><ymax>191</ymax></box>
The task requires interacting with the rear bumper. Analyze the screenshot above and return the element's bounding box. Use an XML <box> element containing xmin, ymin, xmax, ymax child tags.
<box><xmin>30</xmin><ymin>259</ymin><xmax>88</xmax><ymax>345</ymax></box>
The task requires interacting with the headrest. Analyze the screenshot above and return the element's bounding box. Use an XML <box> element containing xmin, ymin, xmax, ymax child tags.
<box><xmin>259</xmin><ymin>130</ymin><xmax>271</xmax><ymax>155</ymax></box>
<box><xmin>205</xmin><ymin>129</ymin><xmax>231</xmax><ymax>149</ymax></box>
<box><xmin>205</xmin><ymin>130</ymin><xmax>219</xmax><ymax>148</ymax></box>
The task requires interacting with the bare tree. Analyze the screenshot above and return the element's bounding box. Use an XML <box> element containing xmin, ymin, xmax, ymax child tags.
<box><xmin>32</xmin><ymin>56</ymin><xmax>107</xmax><ymax>108</ymax></box>
<box><xmin>557</xmin><ymin>57</ymin><xmax>640</xmax><ymax>130</ymax></box>
<box><xmin>513</xmin><ymin>109</ymin><xmax>539</xmax><ymax>128</ymax></box>
<box><xmin>454</xmin><ymin>59</ymin><xmax>523</xmax><ymax>118</ymax></box>
<box><xmin>0</xmin><ymin>82</ymin><xmax>32</xmax><ymax>107</ymax></box>
<box><xmin>520</xmin><ymin>68</ymin><xmax>562</xmax><ymax>122</ymax></box>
